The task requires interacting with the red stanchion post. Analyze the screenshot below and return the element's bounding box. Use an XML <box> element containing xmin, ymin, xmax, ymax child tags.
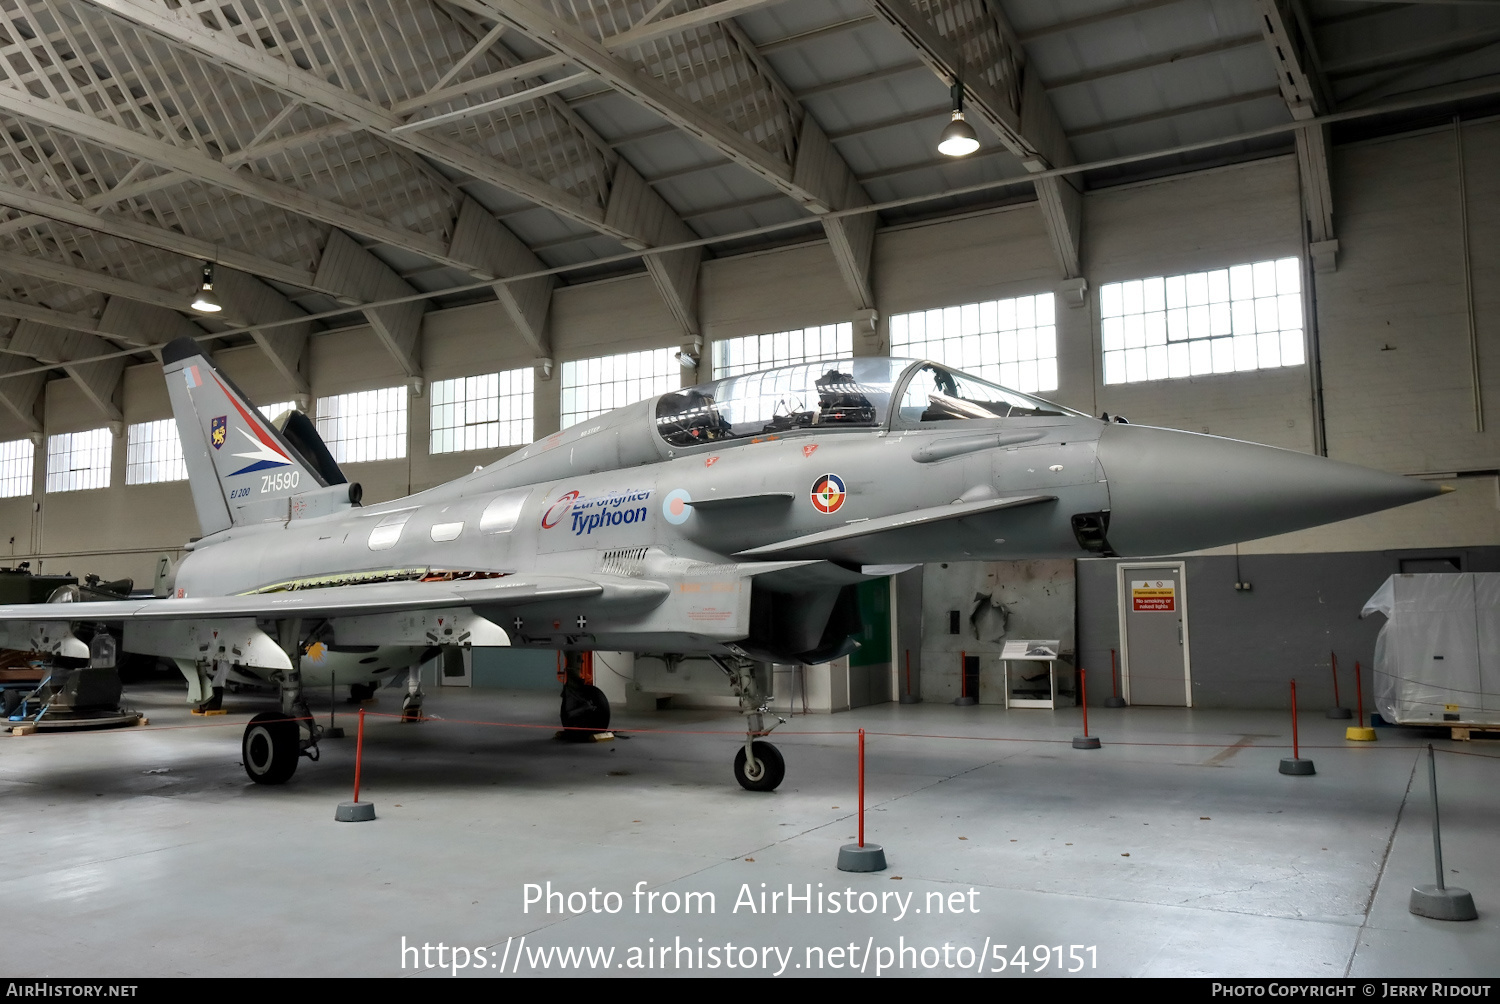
<box><xmin>1081</xmin><ymin>669</ymin><xmax>1090</xmax><ymax>738</ymax></box>
<box><xmin>1073</xmin><ymin>667</ymin><xmax>1100</xmax><ymax>749</ymax></box>
<box><xmin>837</xmin><ymin>728</ymin><xmax>886</xmax><ymax>871</ymax></box>
<box><xmin>353</xmin><ymin>706</ymin><xmax>365</xmax><ymax>803</ymax></box>
<box><xmin>858</xmin><ymin>728</ymin><xmax>865</xmax><ymax>849</ymax></box>
<box><xmin>1292</xmin><ymin>680</ymin><xmax>1299</xmax><ymax>759</ymax></box>
<box><xmin>1355</xmin><ymin>661</ymin><xmax>1364</xmax><ymax>726</ymax></box>
<box><xmin>1281</xmin><ymin>679</ymin><xmax>1315</xmax><ymax>774</ymax></box>
<box><xmin>1327</xmin><ymin>651</ymin><xmax>1351</xmax><ymax>719</ymax></box>
<box><xmin>336</xmin><ymin>705</ymin><xmax>376</xmax><ymax>820</ymax></box>
<box><xmin>1105</xmin><ymin>648</ymin><xmax>1125</xmax><ymax>707</ymax></box>
<box><xmin>1346</xmin><ymin>659</ymin><xmax>1376</xmax><ymax>740</ymax></box>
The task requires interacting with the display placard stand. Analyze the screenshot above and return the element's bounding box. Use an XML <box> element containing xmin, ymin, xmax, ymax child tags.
<box><xmin>1002</xmin><ymin>640</ymin><xmax>1061</xmax><ymax>709</ymax></box>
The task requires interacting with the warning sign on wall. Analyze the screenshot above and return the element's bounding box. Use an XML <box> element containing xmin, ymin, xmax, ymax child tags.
<box><xmin>1131</xmin><ymin>579</ymin><xmax>1176</xmax><ymax>612</ymax></box>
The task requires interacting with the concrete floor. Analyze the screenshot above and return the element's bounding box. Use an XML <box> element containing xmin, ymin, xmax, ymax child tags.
<box><xmin>1</xmin><ymin>681</ymin><xmax>1496</xmax><ymax>979</ymax></box>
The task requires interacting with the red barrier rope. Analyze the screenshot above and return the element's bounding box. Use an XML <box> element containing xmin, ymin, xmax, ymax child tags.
<box><xmin>7</xmin><ymin>707</ymin><xmax>1498</xmax><ymax>759</ymax></box>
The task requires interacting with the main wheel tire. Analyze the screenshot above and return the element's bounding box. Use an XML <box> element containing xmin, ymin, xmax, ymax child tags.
<box><xmin>2</xmin><ymin>688</ymin><xmax>19</xmax><ymax>717</ymax></box>
<box><xmin>348</xmin><ymin>682</ymin><xmax>377</xmax><ymax>702</ymax></box>
<box><xmin>242</xmin><ymin>712</ymin><xmax>299</xmax><ymax>785</ymax></box>
<box><xmin>559</xmin><ymin>683</ymin><xmax>610</xmax><ymax>739</ymax></box>
<box><xmin>733</xmin><ymin>741</ymin><xmax>785</xmax><ymax>792</ymax></box>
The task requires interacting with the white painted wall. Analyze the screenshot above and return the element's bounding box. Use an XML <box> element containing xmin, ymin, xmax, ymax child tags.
<box><xmin>6</xmin><ymin>120</ymin><xmax>1498</xmax><ymax>587</ymax></box>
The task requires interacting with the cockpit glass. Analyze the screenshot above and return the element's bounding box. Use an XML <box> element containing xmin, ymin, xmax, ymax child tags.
<box><xmin>654</xmin><ymin>358</ymin><xmax>1082</xmax><ymax>447</ymax></box>
<box><xmin>896</xmin><ymin>363</ymin><xmax>1084</xmax><ymax>423</ymax></box>
<box><xmin>654</xmin><ymin>358</ymin><xmax>902</xmax><ymax>448</ymax></box>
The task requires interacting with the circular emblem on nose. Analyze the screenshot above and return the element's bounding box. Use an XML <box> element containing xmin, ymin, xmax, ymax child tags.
<box><xmin>810</xmin><ymin>473</ymin><xmax>846</xmax><ymax>514</ymax></box>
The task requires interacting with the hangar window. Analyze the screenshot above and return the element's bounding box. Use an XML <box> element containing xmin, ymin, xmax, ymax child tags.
<box><xmin>0</xmin><ymin>438</ymin><xmax>33</xmax><ymax>498</ymax></box>
<box><xmin>259</xmin><ymin>401</ymin><xmax>296</xmax><ymax>423</ymax></box>
<box><xmin>125</xmin><ymin>420</ymin><xmax>187</xmax><ymax>485</ymax></box>
<box><xmin>430</xmin><ymin>369</ymin><xmax>533</xmax><ymax>454</ymax></box>
<box><xmin>315</xmin><ymin>387</ymin><xmax>407</xmax><ymax>464</ymax></box>
<box><xmin>45</xmin><ymin>428</ymin><xmax>112</xmax><ymax>493</ymax></box>
<box><xmin>560</xmin><ymin>348</ymin><xmax>677</xmax><ymax>429</ymax></box>
<box><xmin>889</xmin><ymin>293</ymin><xmax>1057</xmax><ymax>394</ymax></box>
<box><xmin>1100</xmin><ymin>258</ymin><xmax>1304</xmax><ymax>384</ymax></box>
<box><xmin>710</xmin><ymin>323</ymin><xmax>853</xmax><ymax>378</ymax></box>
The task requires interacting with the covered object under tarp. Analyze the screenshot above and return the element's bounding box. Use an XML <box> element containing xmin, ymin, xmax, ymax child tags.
<box><xmin>1362</xmin><ymin>573</ymin><xmax>1500</xmax><ymax>727</ymax></box>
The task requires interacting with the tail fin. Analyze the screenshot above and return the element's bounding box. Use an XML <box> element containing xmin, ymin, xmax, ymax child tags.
<box><xmin>162</xmin><ymin>337</ymin><xmax>345</xmax><ymax>535</ymax></box>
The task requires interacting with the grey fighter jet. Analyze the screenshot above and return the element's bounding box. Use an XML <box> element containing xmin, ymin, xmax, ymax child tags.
<box><xmin>0</xmin><ymin>338</ymin><xmax>1443</xmax><ymax>790</ymax></box>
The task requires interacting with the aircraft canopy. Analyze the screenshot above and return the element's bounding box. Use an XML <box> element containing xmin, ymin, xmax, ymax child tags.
<box><xmin>654</xmin><ymin>358</ymin><xmax>1082</xmax><ymax>448</ymax></box>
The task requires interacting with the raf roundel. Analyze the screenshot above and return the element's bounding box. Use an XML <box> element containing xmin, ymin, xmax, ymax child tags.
<box><xmin>810</xmin><ymin>473</ymin><xmax>846</xmax><ymax>515</ymax></box>
<box><xmin>662</xmin><ymin>488</ymin><xmax>692</xmax><ymax>525</ymax></box>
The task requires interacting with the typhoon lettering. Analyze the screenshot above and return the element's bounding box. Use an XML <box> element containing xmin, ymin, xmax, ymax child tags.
<box><xmin>545</xmin><ymin>489</ymin><xmax>653</xmax><ymax>536</ymax></box>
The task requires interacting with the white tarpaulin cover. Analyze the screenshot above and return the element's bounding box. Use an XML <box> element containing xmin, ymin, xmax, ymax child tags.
<box><xmin>1361</xmin><ymin>573</ymin><xmax>1500</xmax><ymax>726</ymax></box>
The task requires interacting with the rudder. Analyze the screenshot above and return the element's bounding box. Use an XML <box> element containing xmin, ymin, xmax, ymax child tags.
<box><xmin>162</xmin><ymin>337</ymin><xmax>338</xmax><ymax>535</ymax></box>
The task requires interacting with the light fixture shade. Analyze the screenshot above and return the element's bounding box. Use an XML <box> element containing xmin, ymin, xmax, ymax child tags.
<box><xmin>938</xmin><ymin>111</ymin><xmax>980</xmax><ymax>157</ymax></box>
<box><xmin>191</xmin><ymin>263</ymin><xmax>222</xmax><ymax>313</ymax></box>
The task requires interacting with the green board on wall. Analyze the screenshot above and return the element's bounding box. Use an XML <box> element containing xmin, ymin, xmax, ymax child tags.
<box><xmin>849</xmin><ymin>577</ymin><xmax>891</xmax><ymax>667</ymax></box>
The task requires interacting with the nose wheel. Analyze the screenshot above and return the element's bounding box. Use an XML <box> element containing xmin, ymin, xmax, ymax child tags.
<box><xmin>733</xmin><ymin>740</ymin><xmax>785</xmax><ymax>791</ymax></box>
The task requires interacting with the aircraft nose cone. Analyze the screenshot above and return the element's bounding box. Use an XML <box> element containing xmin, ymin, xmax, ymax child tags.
<box><xmin>1097</xmin><ymin>423</ymin><xmax>1442</xmax><ymax>555</ymax></box>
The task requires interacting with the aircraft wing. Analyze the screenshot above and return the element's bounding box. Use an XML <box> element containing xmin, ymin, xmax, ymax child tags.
<box><xmin>734</xmin><ymin>494</ymin><xmax>1057</xmax><ymax>561</ymax></box>
<box><xmin>0</xmin><ymin>574</ymin><xmax>662</xmax><ymax>624</ymax></box>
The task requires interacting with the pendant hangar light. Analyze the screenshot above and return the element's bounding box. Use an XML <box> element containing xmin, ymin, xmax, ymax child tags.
<box><xmin>938</xmin><ymin>79</ymin><xmax>980</xmax><ymax>158</ymax></box>
<box><xmin>190</xmin><ymin>261</ymin><xmax>222</xmax><ymax>314</ymax></box>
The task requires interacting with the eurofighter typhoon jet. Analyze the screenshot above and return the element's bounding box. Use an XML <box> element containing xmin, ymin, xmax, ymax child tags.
<box><xmin>0</xmin><ymin>337</ymin><xmax>1443</xmax><ymax>790</ymax></box>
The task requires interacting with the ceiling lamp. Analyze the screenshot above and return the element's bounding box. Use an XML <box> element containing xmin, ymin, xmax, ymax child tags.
<box><xmin>190</xmin><ymin>262</ymin><xmax>222</xmax><ymax>313</ymax></box>
<box><xmin>938</xmin><ymin>81</ymin><xmax>980</xmax><ymax>158</ymax></box>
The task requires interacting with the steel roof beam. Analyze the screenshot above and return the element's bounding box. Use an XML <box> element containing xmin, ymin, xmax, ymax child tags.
<box><xmin>868</xmin><ymin>0</ymin><xmax>1083</xmax><ymax>278</ymax></box>
<box><xmin>483</xmin><ymin>0</ymin><xmax>876</xmax><ymax>311</ymax></box>
<box><xmin>314</xmin><ymin>229</ymin><xmax>425</xmax><ymax>379</ymax></box>
<box><xmin>0</xmin><ymin>352</ymin><xmax>45</xmax><ymax>432</ymax></box>
<box><xmin>10</xmin><ymin>320</ymin><xmax>123</xmax><ymax>422</ymax></box>
<box><xmin>1255</xmin><ymin>0</ymin><xmax>1337</xmax><ymax>259</ymax></box>
<box><xmin>85</xmin><ymin>0</ymin><xmax>681</xmax><ymax>252</ymax></box>
<box><xmin>0</xmin><ymin>180</ymin><xmax>323</xmax><ymax>292</ymax></box>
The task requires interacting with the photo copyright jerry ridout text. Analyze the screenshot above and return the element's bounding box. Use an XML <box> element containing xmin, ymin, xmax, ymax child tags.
<box><xmin>1212</xmin><ymin>985</ymin><xmax>1492</xmax><ymax>998</ymax></box>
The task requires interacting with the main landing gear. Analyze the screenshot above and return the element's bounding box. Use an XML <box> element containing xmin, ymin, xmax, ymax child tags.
<box><xmin>712</xmin><ymin>654</ymin><xmax>787</xmax><ymax>792</ymax></box>
<box><xmin>241</xmin><ymin>619</ymin><xmax>321</xmax><ymax>785</ymax></box>
<box><xmin>558</xmin><ymin>651</ymin><xmax>610</xmax><ymax>740</ymax></box>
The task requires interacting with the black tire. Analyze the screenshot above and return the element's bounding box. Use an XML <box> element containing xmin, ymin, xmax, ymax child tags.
<box><xmin>733</xmin><ymin>741</ymin><xmax>785</xmax><ymax>792</ymax></box>
<box><xmin>242</xmin><ymin>712</ymin><xmax>299</xmax><ymax>785</ymax></box>
<box><xmin>349</xmin><ymin>682</ymin><xmax>377</xmax><ymax>702</ymax></box>
<box><xmin>559</xmin><ymin>683</ymin><xmax>610</xmax><ymax>739</ymax></box>
<box><xmin>2</xmin><ymin>689</ymin><xmax>19</xmax><ymax>717</ymax></box>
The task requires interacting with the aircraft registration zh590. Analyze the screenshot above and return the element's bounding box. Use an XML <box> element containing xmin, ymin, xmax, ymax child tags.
<box><xmin>0</xmin><ymin>338</ymin><xmax>1443</xmax><ymax>790</ymax></box>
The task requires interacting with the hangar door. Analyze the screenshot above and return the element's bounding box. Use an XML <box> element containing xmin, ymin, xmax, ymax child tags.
<box><xmin>1117</xmin><ymin>562</ymin><xmax>1192</xmax><ymax>707</ymax></box>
